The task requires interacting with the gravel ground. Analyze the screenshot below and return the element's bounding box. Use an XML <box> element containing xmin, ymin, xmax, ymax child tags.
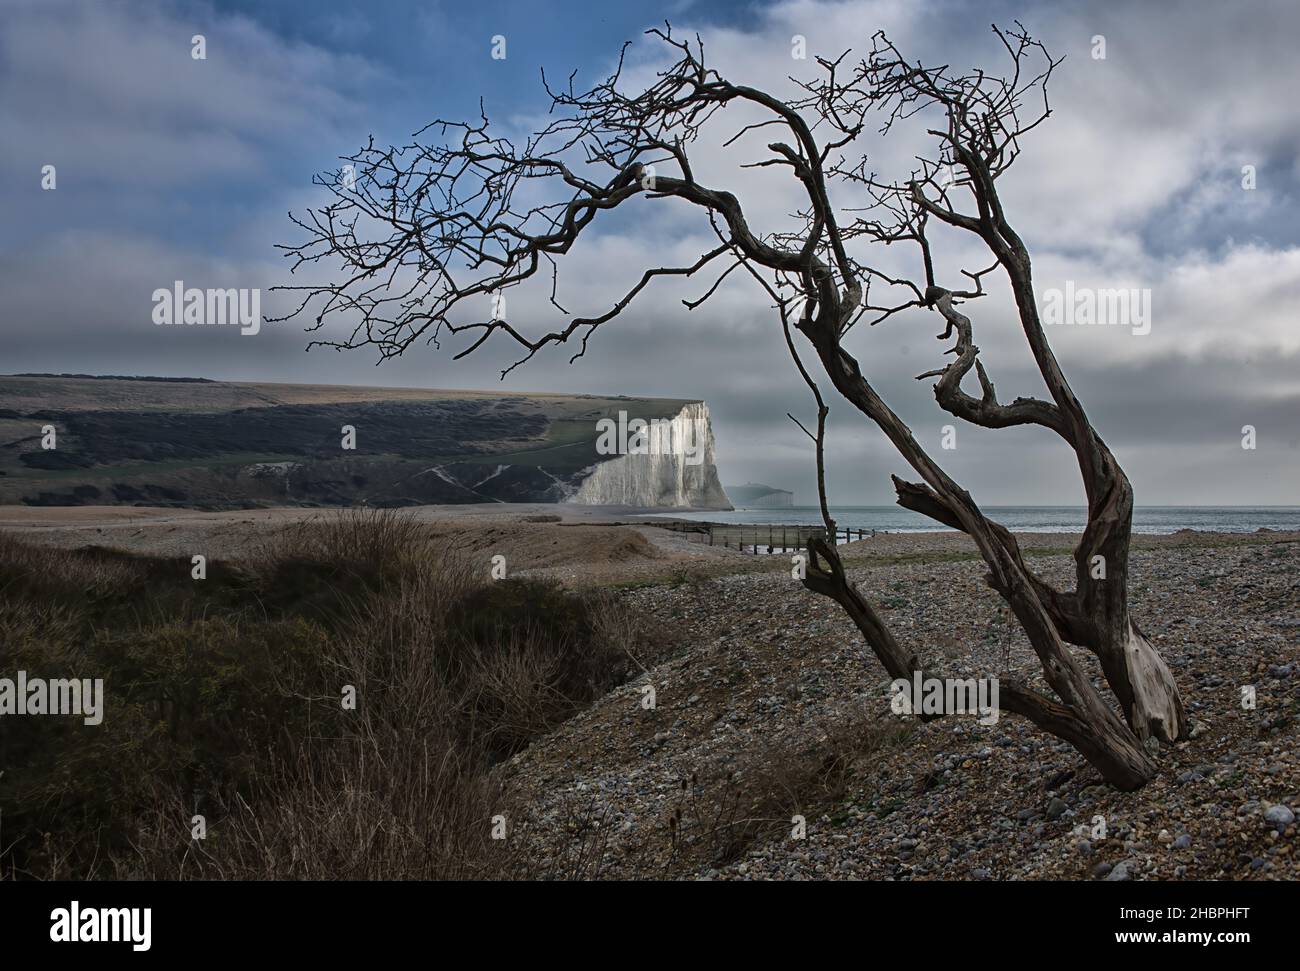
<box><xmin>499</xmin><ymin>532</ymin><xmax>1300</xmax><ymax>880</ymax></box>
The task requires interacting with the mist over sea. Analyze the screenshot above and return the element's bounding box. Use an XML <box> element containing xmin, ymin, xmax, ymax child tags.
<box><xmin>647</xmin><ymin>506</ymin><xmax>1300</xmax><ymax>534</ymax></box>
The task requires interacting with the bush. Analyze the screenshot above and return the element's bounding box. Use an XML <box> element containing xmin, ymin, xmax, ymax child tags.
<box><xmin>0</xmin><ymin>510</ymin><xmax>652</xmax><ymax>879</ymax></box>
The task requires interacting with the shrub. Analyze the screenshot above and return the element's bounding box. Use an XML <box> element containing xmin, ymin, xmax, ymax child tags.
<box><xmin>0</xmin><ymin>510</ymin><xmax>651</xmax><ymax>879</ymax></box>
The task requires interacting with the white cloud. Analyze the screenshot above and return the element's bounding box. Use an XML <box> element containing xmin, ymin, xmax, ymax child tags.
<box><xmin>0</xmin><ymin>0</ymin><xmax>373</xmax><ymax>188</ymax></box>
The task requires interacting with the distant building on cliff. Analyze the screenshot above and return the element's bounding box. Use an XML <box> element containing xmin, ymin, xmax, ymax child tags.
<box><xmin>725</xmin><ymin>482</ymin><xmax>794</xmax><ymax>508</ymax></box>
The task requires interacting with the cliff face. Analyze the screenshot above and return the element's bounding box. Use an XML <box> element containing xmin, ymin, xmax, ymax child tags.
<box><xmin>569</xmin><ymin>401</ymin><xmax>732</xmax><ymax>509</ymax></box>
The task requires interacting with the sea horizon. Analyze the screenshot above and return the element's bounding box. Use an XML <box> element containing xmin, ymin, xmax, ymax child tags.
<box><xmin>646</xmin><ymin>505</ymin><xmax>1300</xmax><ymax>534</ymax></box>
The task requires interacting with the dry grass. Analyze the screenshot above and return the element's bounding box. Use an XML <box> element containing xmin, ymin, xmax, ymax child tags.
<box><xmin>644</xmin><ymin>716</ymin><xmax>915</xmax><ymax>875</ymax></box>
<box><xmin>0</xmin><ymin>510</ymin><xmax>656</xmax><ymax>880</ymax></box>
<box><xmin>505</xmin><ymin>714</ymin><xmax>917</xmax><ymax>880</ymax></box>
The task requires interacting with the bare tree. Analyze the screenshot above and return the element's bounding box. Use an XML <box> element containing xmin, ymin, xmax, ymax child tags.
<box><xmin>275</xmin><ymin>23</ymin><xmax>1186</xmax><ymax>789</ymax></box>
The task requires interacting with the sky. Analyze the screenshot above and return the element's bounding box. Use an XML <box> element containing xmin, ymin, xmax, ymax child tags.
<box><xmin>2</xmin><ymin>0</ymin><xmax>1298</xmax><ymax>505</ymax></box>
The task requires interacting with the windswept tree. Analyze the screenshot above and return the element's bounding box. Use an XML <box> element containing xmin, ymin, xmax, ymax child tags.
<box><xmin>276</xmin><ymin>23</ymin><xmax>1186</xmax><ymax>789</ymax></box>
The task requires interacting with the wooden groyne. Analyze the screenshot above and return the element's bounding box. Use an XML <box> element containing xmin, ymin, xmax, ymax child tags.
<box><xmin>651</xmin><ymin>520</ymin><xmax>875</xmax><ymax>554</ymax></box>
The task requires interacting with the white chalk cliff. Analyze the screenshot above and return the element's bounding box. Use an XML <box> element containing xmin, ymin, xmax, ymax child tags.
<box><xmin>569</xmin><ymin>401</ymin><xmax>732</xmax><ymax>509</ymax></box>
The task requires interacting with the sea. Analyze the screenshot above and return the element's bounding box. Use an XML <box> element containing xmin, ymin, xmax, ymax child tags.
<box><xmin>643</xmin><ymin>506</ymin><xmax>1300</xmax><ymax>535</ymax></box>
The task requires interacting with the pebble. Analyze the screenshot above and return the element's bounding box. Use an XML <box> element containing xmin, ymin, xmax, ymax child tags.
<box><xmin>1105</xmin><ymin>861</ymin><xmax>1133</xmax><ymax>881</ymax></box>
<box><xmin>1264</xmin><ymin>805</ymin><xmax>1295</xmax><ymax>831</ymax></box>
